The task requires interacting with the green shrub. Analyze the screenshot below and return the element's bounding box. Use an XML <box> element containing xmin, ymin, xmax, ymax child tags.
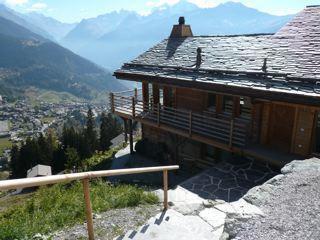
<box><xmin>0</xmin><ymin>180</ymin><xmax>158</xmax><ymax>240</ymax></box>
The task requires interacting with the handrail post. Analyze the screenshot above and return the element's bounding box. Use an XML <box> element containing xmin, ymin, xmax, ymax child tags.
<box><xmin>163</xmin><ymin>170</ymin><xmax>168</xmax><ymax>209</ymax></box>
<box><xmin>229</xmin><ymin>119</ymin><xmax>235</xmax><ymax>148</ymax></box>
<box><xmin>189</xmin><ymin>111</ymin><xmax>192</xmax><ymax>137</ymax></box>
<box><xmin>82</xmin><ymin>178</ymin><xmax>94</xmax><ymax>240</ymax></box>
<box><xmin>132</xmin><ymin>97</ymin><xmax>135</xmax><ymax>118</ymax></box>
<box><xmin>134</xmin><ymin>88</ymin><xmax>138</xmax><ymax>100</ymax></box>
<box><xmin>110</xmin><ymin>93</ymin><xmax>115</xmax><ymax>113</ymax></box>
<box><xmin>157</xmin><ymin>103</ymin><xmax>161</xmax><ymax>126</ymax></box>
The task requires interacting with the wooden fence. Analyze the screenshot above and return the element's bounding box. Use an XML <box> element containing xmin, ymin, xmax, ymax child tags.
<box><xmin>111</xmin><ymin>93</ymin><xmax>248</xmax><ymax>148</ymax></box>
<box><xmin>0</xmin><ymin>165</ymin><xmax>179</xmax><ymax>240</ymax></box>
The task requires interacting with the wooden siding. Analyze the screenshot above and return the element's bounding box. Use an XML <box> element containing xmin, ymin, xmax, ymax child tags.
<box><xmin>260</xmin><ymin>102</ymin><xmax>271</xmax><ymax>145</ymax></box>
<box><xmin>176</xmin><ymin>88</ymin><xmax>206</xmax><ymax>112</ymax></box>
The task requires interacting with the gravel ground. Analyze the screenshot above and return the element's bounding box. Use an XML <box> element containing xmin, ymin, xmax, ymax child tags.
<box><xmin>52</xmin><ymin>205</ymin><xmax>162</xmax><ymax>240</ymax></box>
<box><xmin>230</xmin><ymin>158</ymin><xmax>320</xmax><ymax>240</ymax></box>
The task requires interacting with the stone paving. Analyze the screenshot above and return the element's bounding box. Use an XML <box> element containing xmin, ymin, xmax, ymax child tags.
<box><xmin>180</xmin><ymin>156</ymin><xmax>279</xmax><ymax>202</ymax></box>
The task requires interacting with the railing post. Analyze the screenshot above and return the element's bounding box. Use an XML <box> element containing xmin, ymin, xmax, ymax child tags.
<box><xmin>132</xmin><ymin>97</ymin><xmax>135</xmax><ymax>118</ymax></box>
<box><xmin>134</xmin><ymin>88</ymin><xmax>138</xmax><ymax>100</ymax></box>
<box><xmin>82</xmin><ymin>178</ymin><xmax>94</xmax><ymax>240</ymax></box>
<box><xmin>110</xmin><ymin>93</ymin><xmax>115</xmax><ymax>113</ymax></box>
<box><xmin>189</xmin><ymin>111</ymin><xmax>192</xmax><ymax>137</ymax></box>
<box><xmin>163</xmin><ymin>170</ymin><xmax>168</xmax><ymax>209</ymax></box>
<box><xmin>229</xmin><ymin>119</ymin><xmax>235</xmax><ymax>148</ymax></box>
<box><xmin>157</xmin><ymin>103</ymin><xmax>161</xmax><ymax>126</ymax></box>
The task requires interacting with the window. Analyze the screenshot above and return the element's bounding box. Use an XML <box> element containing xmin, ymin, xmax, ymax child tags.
<box><xmin>240</xmin><ymin>97</ymin><xmax>252</xmax><ymax>119</ymax></box>
<box><xmin>223</xmin><ymin>96</ymin><xmax>233</xmax><ymax>113</ymax></box>
<box><xmin>207</xmin><ymin>93</ymin><xmax>216</xmax><ymax>109</ymax></box>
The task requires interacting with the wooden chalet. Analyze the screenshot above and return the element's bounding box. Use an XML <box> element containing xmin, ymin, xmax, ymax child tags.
<box><xmin>110</xmin><ymin>6</ymin><xmax>320</xmax><ymax>167</ymax></box>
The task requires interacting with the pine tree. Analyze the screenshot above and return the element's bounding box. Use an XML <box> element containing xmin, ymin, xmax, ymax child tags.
<box><xmin>85</xmin><ymin>108</ymin><xmax>97</xmax><ymax>155</ymax></box>
<box><xmin>9</xmin><ymin>145</ymin><xmax>20</xmax><ymax>179</ymax></box>
<box><xmin>100</xmin><ymin>111</ymin><xmax>111</xmax><ymax>151</ymax></box>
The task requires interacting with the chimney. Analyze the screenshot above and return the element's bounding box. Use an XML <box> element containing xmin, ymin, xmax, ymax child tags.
<box><xmin>170</xmin><ymin>16</ymin><xmax>193</xmax><ymax>38</ymax></box>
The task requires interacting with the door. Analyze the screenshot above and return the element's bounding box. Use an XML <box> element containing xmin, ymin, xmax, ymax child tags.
<box><xmin>292</xmin><ymin>108</ymin><xmax>316</xmax><ymax>156</ymax></box>
<box><xmin>268</xmin><ymin>104</ymin><xmax>295</xmax><ymax>152</ymax></box>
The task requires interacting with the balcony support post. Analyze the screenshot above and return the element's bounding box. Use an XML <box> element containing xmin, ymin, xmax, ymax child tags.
<box><xmin>132</xmin><ymin>97</ymin><xmax>136</xmax><ymax>118</ymax></box>
<box><xmin>129</xmin><ymin>119</ymin><xmax>134</xmax><ymax>154</ymax></box>
<box><xmin>110</xmin><ymin>93</ymin><xmax>115</xmax><ymax>113</ymax></box>
<box><xmin>157</xmin><ymin>103</ymin><xmax>161</xmax><ymax>126</ymax></box>
<box><xmin>123</xmin><ymin>118</ymin><xmax>128</xmax><ymax>143</ymax></box>
<box><xmin>229</xmin><ymin>119</ymin><xmax>235</xmax><ymax>148</ymax></box>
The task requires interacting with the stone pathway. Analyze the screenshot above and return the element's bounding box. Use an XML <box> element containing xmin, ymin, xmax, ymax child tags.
<box><xmin>116</xmin><ymin>198</ymin><xmax>263</xmax><ymax>240</ymax></box>
<box><xmin>115</xmin><ymin>155</ymin><xmax>280</xmax><ymax>240</ymax></box>
<box><xmin>180</xmin><ymin>156</ymin><xmax>278</xmax><ymax>202</ymax></box>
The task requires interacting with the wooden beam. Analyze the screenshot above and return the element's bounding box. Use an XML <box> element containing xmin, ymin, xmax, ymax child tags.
<box><xmin>82</xmin><ymin>178</ymin><xmax>94</xmax><ymax>240</ymax></box>
<box><xmin>153</xmin><ymin>84</ymin><xmax>160</xmax><ymax>105</ymax></box>
<box><xmin>0</xmin><ymin>166</ymin><xmax>180</xmax><ymax>191</ymax></box>
<box><xmin>216</xmin><ymin>94</ymin><xmax>223</xmax><ymax>114</ymax></box>
<box><xmin>114</xmin><ymin>72</ymin><xmax>320</xmax><ymax>108</ymax></box>
<box><xmin>123</xmin><ymin>118</ymin><xmax>128</xmax><ymax>143</ymax></box>
<box><xmin>142</xmin><ymin>82</ymin><xmax>149</xmax><ymax>110</ymax></box>
<box><xmin>129</xmin><ymin>119</ymin><xmax>134</xmax><ymax>154</ymax></box>
<box><xmin>110</xmin><ymin>93</ymin><xmax>115</xmax><ymax>113</ymax></box>
<box><xmin>233</xmin><ymin>97</ymin><xmax>241</xmax><ymax>117</ymax></box>
<box><xmin>163</xmin><ymin>170</ymin><xmax>168</xmax><ymax>210</ymax></box>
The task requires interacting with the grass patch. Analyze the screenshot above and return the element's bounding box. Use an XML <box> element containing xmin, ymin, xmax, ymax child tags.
<box><xmin>0</xmin><ymin>137</ymin><xmax>12</xmax><ymax>157</ymax></box>
<box><xmin>0</xmin><ymin>180</ymin><xmax>158</xmax><ymax>240</ymax></box>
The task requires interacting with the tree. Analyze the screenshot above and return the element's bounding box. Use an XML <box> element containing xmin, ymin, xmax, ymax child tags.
<box><xmin>9</xmin><ymin>145</ymin><xmax>20</xmax><ymax>179</ymax></box>
<box><xmin>100</xmin><ymin>112</ymin><xmax>112</xmax><ymax>151</ymax></box>
<box><xmin>85</xmin><ymin>108</ymin><xmax>97</xmax><ymax>156</ymax></box>
<box><xmin>65</xmin><ymin>147</ymin><xmax>81</xmax><ymax>172</ymax></box>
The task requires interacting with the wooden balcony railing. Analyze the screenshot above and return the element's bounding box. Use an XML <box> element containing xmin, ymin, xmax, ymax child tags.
<box><xmin>110</xmin><ymin>92</ymin><xmax>249</xmax><ymax>148</ymax></box>
<box><xmin>0</xmin><ymin>165</ymin><xmax>179</xmax><ymax>240</ymax></box>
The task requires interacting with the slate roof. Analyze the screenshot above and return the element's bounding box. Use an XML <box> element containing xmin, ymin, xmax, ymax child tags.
<box><xmin>115</xmin><ymin>6</ymin><xmax>320</xmax><ymax>101</ymax></box>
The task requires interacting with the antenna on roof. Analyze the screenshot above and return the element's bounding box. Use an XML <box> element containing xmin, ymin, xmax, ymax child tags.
<box><xmin>196</xmin><ymin>47</ymin><xmax>202</xmax><ymax>69</ymax></box>
<box><xmin>262</xmin><ymin>58</ymin><xmax>267</xmax><ymax>73</ymax></box>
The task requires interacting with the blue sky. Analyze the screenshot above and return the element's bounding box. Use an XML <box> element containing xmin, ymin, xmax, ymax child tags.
<box><xmin>2</xmin><ymin>0</ymin><xmax>320</xmax><ymax>23</ymax></box>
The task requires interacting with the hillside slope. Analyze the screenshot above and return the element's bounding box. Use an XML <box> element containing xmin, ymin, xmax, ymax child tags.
<box><xmin>0</xmin><ymin>16</ymin><xmax>125</xmax><ymax>100</ymax></box>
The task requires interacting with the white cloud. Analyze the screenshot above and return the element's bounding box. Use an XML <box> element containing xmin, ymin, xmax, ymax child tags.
<box><xmin>4</xmin><ymin>0</ymin><xmax>28</xmax><ymax>6</ymax></box>
<box><xmin>146</xmin><ymin>0</ymin><xmax>180</xmax><ymax>8</ymax></box>
<box><xmin>27</xmin><ymin>2</ymin><xmax>47</xmax><ymax>12</ymax></box>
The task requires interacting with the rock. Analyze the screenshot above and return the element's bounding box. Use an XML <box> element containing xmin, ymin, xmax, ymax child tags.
<box><xmin>281</xmin><ymin>158</ymin><xmax>320</xmax><ymax>174</ymax></box>
<box><xmin>242</xmin><ymin>184</ymin><xmax>274</xmax><ymax>206</ymax></box>
<box><xmin>93</xmin><ymin>213</ymin><xmax>102</xmax><ymax>219</ymax></box>
<box><xmin>214</xmin><ymin>199</ymin><xmax>264</xmax><ymax>218</ymax></box>
<box><xmin>199</xmin><ymin>208</ymin><xmax>226</xmax><ymax>229</ymax></box>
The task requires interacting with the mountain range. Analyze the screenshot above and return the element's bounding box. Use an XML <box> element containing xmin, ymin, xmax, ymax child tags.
<box><xmin>0</xmin><ymin>1</ymin><xmax>296</xmax><ymax>101</ymax></box>
<box><xmin>60</xmin><ymin>1</ymin><xmax>294</xmax><ymax>70</ymax></box>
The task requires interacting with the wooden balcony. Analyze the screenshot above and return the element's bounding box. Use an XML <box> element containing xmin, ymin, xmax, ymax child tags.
<box><xmin>110</xmin><ymin>91</ymin><xmax>250</xmax><ymax>152</ymax></box>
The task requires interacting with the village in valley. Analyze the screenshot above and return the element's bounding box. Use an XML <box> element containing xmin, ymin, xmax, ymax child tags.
<box><xmin>0</xmin><ymin>95</ymin><xmax>108</xmax><ymax>173</ymax></box>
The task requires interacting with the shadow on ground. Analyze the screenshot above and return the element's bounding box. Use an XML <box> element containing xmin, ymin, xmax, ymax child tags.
<box><xmin>109</xmin><ymin>146</ymin><xmax>279</xmax><ymax>202</ymax></box>
<box><xmin>180</xmin><ymin>156</ymin><xmax>279</xmax><ymax>202</ymax></box>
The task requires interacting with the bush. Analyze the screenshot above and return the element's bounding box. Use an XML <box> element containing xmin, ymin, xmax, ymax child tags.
<box><xmin>0</xmin><ymin>180</ymin><xmax>158</xmax><ymax>240</ymax></box>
